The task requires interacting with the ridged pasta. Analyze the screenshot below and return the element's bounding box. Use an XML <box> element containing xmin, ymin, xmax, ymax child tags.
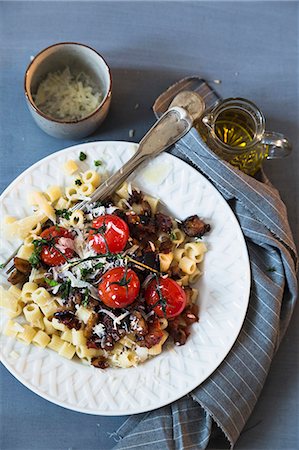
<box><xmin>159</xmin><ymin>252</ymin><xmax>174</xmax><ymax>272</ymax></box>
<box><xmin>32</xmin><ymin>330</ymin><xmax>51</xmax><ymax>348</ymax></box>
<box><xmin>77</xmin><ymin>182</ymin><xmax>95</xmax><ymax>197</ymax></box>
<box><xmin>23</xmin><ymin>303</ymin><xmax>43</xmax><ymax>324</ymax></box>
<box><xmin>21</xmin><ymin>282</ymin><xmax>38</xmax><ymax>303</ymax></box>
<box><xmin>82</xmin><ymin>170</ymin><xmax>101</xmax><ymax>187</ymax></box>
<box><xmin>45</xmin><ymin>185</ymin><xmax>62</xmax><ymax>203</ymax></box>
<box><xmin>48</xmin><ymin>335</ymin><xmax>64</xmax><ymax>352</ymax></box>
<box><xmin>69</xmin><ymin>210</ymin><xmax>84</xmax><ymax>228</ymax></box>
<box><xmin>31</xmin><ymin>287</ymin><xmax>51</xmax><ymax>307</ymax></box>
<box><xmin>17</xmin><ymin>325</ymin><xmax>36</xmax><ymax>345</ymax></box>
<box><xmin>188</xmin><ymin>269</ymin><xmax>201</xmax><ymax>284</ymax></box>
<box><xmin>171</xmin><ymin>228</ymin><xmax>185</xmax><ymax>246</ymax></box>
<box><xmin>0</xmin><ymin>286</ymin><xmax>19</xmax><ymax>312</ymax></box>
<box><xmin>64</xmin><ymin>159</ymin><xmax>78</xmax><ymax>175</ymax></box>
<box><xmin>184</xmin><ymin>242</ymin><xmax>207</xmax><ymax>263</ymax></box>
<box><xmin>17</xmin><ymin>243</ymin><xmax>34</xmax><ymax>261</ymax></box>
<box><xmin>115</xmin><ymin>182</ymin><xmax>129</xmax><ymax>200</ymax></box>
<box><xmin>58</xmin><ymin>342</ymin><xmax>76</xmax><ymax>360</ymax></box>
<box><xmin>179</xmin><ymin>256</ymin><xmax>197</xmax><ymax>275</ymax></box>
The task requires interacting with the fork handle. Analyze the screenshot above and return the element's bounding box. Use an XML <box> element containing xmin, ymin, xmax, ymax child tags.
<box><xmin>71</xmin><ymin>107</ymin><xmax>193</xmax><ymax>211</ymax></box>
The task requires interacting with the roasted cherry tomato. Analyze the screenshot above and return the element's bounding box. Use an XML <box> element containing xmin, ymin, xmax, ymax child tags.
<box><xmin>40</xmin><ymin>226</ymin><xmax>75</xmax><ymax>266</ymax></box>
<box><xmin>98</xmin><ymin>267</ymin><xmax>140</xmax><ymax>308</ymax></box>
<box><xmin>88</xmin><ymin>215</ymin><xmax>129</xmax><ymax>254</ymax></box>
<box><xmin>145</xmin><ymin>277</ymin><xmax>187</xmax><ymax>319</ymax></box>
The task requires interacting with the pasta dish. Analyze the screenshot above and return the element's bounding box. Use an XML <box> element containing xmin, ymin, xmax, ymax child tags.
<box><xmin>0</xmin><ymin>156</ymin><xmax>210</xmax><ymax>369</ymax></box>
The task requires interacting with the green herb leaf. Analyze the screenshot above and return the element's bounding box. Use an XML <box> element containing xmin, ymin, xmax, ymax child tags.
<box><xmin>29</xmin><ymin>252</ymin><xmax>41</xmax><ymax>268</ymax></box>
<box><xmin>58</xmin><ymin>280</ymin><xmax>72</xmax><ymax>300</ymax></box>
<box><xmin>0</xmin><ymin>263</ymin><xmax>5</xmax><ymax>269</ymax></box>
<box><xmin>44</xmin><ymin>278</ymin><xmax>59</xmax><ymax>287</ymax></box>
<box><xmin>79</xmin><ymin>151</ymin><xmax>87</xmax><ymax>161</ymax></box>
<box><xmin>55</xmin><ymin>209</ymin><xmax>71</xmax><ymax>220</ymax></box>
<box><xmin>94</xmin><ymin>160</ymin><xmax>102</xmax><ymax>167</ymax></box>
<box><xmin>170</xmin><ymin>232</ymin><xmax>176</xmax><ymax>241</ymax></box>
<box><xmin>75</xmin><ymin>179</ymin><xmax>82</xmax><ymax>186</ymax></box>
<box><xmin>266</xmin><ymin>266</ymin><xmax>276</xmax><ymax>272</ymax></box>
<box><xmin>82</xmin><ymin>288</ymin><xmax>89</xmax><ymax>307</ymax></box>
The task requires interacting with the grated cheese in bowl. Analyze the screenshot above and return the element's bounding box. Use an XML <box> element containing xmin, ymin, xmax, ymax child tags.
<box><xmin>33</xmin><ymin>67</ymin><xmax>103</xmax><ymax>121</ymax></box>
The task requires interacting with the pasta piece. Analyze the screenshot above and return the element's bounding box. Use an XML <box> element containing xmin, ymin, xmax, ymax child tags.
<box><xmin>184</xmin><ymin>242</ymin><xmax>207</xmax><ymax>263</ymax></box>
<box><xmin>32</xmin><ymin>330</ymin><xmax>51</xmax><ymax>348</ymax></box>
<box><xmin>51</xmin><ymin>317</ymin><xmax>68</xmax><ymax>332</ymax></box>
<box><xmin>159</xmin><ymin>318</ymin><xmax>168</xmax><ymax>330</ymax></box>
<box><xmin>23</xmin><ymin>303</ymin><xmax>43</xmax><ymax>324</ymax></box>
<box><xmin>47</xmin><ymin>334</ymin><xmax>64</xmax><ymax>352</ymax></box>
<box><xmin>69</xmin><ymin>210</ymin><xmax>84</xmax><ymax>228</ymax></box>
<box><xmin>30</xmin><ymin>222</ymin><xmax>43</xmax><ymax>235</ymax></box>
<box><xmin>115</xmin><ymin>350</ymin><xmax>138</xmax><ymax>368</ymax></box>
<box><xmin>65</xmin><ymin>186</ymin><xmax>80</xmax><ymax>202</ymax></box>
<box><xmin>76</xmin><ymin>346</ymin><xmax>100</xmax><ymax>359</ymax></box>
<box><xmin>3</xmin><ymin>216</ymin><xmax>17</xmax><ymax>224</ymax></box>
<box><xmin>8</xmin><ymin>285</ymin><xmax>22</xmax><ymax>300</ymax></box>
<box><xmin>171</xmin><ymin>228</ymin><xmax>185</xmax><ymax>246</ymax></box>
<box><xmin>148</xmin><ymin>331</ymin><xmax>169</xmax><ymax>355</ymax></box>
<box><xmin>21</xmin><ymin>282</ymin><xmax>38</xmax><ymax>304</ymax></box>
<box><xmin>179</xmin><ymin>256</ymin><xmax>197</xmax><ymax>275</ymax></box>
<box><xmin>77</xmin><ymin>182</ymin><xmax>95</xmax><ymax>197</ymax></box>
<box><xmin>119</xmin><ymin>335</ymin><xmax>136</xmax><ymax>348</ymax></box>
<box><xmin>17</xmin><ymin>243</ymin><xmax>34</xmax><ymax>261</ymax></box>
<box><xmin>173</xmin><ymin>248</ymin><xmax>186</xmax><ymax>262</ymax></box>
<box><xmin>17</xmin><ymin>325</ymin><xmax>36</xmax><ymax>345</ymax></box>
<box><xmin>61</xmin><ymin>329</ymin><xmax>73</xmax><ymax>343</ymax></box>
<box><xmin>76</xmin><ymin>306</ymin><xmax>92</xmax><ymax>324</ymax></box>
<box><xmin>3</xmin><ymin>320</ymin><xmax>19</xmax><ymax>337</ymax></box>
<box><xmin>44</xmin><ymin>186</ymin><xmax>62</xmax><ymax>203</ymax></box>
<box><xmin>33</xmin><ymin>318</ymin><xmax>45</xmax><ymax>331</ymax></box>
<box><xmin>31</xmin><ymin>287</ymin><xmax>51</xmax><ymax>307</ymax></box>
<box><xmin>115</xmin><ymin>182</ymin><xmax>129</xmax><ymax>200</ymax></box>
<box><xmin>40</xmin><ymin>300</ymin><xmax>59</xmax><ymax>318</ymax></box>
<box><xmin>55</xmin><ymin>197</ymin><xmax>70</xmax><ymax>210</ymax></box>
<box><xmin>0</xmin><ymin>286</ymin><xmax>19</xmax><ymax>313</ymax></box>
<box><xmin>81</xmin><ymin>170</ymin><xmax>101</xmax><ymax>187</ymax></box>
<box><xmin>188</xmin><ymin>269</ymin><xmax>202</xmax><ymax>285</ymax></box>
<box><xmin>116</xmin><ymin>198</ymin><xmax>130</xmax><ymax>210</ymax></box>
<box><xmin>30</xmin><ymin>192</ymin><xmax>56</xmax><ymax>222</ymax></box>
<box><xmin>43</xmin><ymin>317</ymin><xmax>57</xmax><ymax>335</ymax></box>
<box><xmin>64</xmin><ymin>159</ymin><xmax>78</xmax><ymax>175</ymax></box>
<box><xmin>191</xmin><ymin>288</ymin><xmax>199</xmax><ymax>303</ymax></box>
<box><xmin>3</xmin><ymin>212</ymin><xmax>45</xmax><ymax>239</ymax></box>
<box><xmin>58</xmin><ymin>342</ymin><xmax>76</xmax><ymax>360</ymax></box>
<box><xmin>159</xmin><ymin>252</ymin><xmax>173</xmax><ymax>272</ymax></box>
<box><xmin>71</xmin><ymin>329</ymin><xmax>86</xmax><ymax>346</ymax></box>
<box><xmin>176</xmin><ymin>274</ymin><xmax>189</xmax><ymax>286</ymax></box>
<box><xmin>7</xmin><ymin>302</ymin><xmax>23</xmax><ymax>319</ymax></box>
<box><xmin>143</xmin><ymin>194</ymin><xmax>159</xmax><ymax>214</ymax></box>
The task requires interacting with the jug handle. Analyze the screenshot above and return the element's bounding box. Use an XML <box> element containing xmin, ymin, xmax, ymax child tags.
<box><xmin>262</xmin><ymin>132</ymin><xmax>292</xmax><ymax>159</ymax></box>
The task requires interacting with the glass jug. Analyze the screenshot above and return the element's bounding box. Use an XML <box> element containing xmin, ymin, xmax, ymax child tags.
<box><xmin>197</xmin><ymin>98</ymin><xmax>292</xmax><ymax>175</ymax></box>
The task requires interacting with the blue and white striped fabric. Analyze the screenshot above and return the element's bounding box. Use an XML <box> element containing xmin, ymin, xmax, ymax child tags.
<box><xmin>112</xmin><ymin>79</ymin><xmax>298</xmax><ymax>449</ymax></box>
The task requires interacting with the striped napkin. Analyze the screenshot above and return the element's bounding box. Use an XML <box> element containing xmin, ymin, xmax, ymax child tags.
<box><xmin>112</xmin><ymin>78</ymin><xmax>298</xmax><ymax>449</ymax></box>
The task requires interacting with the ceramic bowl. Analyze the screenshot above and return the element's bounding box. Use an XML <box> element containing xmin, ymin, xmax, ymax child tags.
<box><xmin>24</xmin><ymin>42</ymin><xmax>112</xmax><ymax>139</ymax></box>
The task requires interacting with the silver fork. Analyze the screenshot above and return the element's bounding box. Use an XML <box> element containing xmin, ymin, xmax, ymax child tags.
<box><xmin>2</xmin><ymin>106</ymin><xmax>194</xmax><ymax>272</ymax></box>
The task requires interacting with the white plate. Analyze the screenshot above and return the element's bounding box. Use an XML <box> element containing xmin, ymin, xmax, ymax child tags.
<box><xmin>0</xmin><ymin>141</ymin><xmax>250</xmax><ymax>415</ymax></box>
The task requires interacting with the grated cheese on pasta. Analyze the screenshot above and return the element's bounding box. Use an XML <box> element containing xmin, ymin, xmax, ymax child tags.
<box><xmin>33</xmin><ymin>67</ymin><xmax>103</xmax><ymax>121</ymax></box>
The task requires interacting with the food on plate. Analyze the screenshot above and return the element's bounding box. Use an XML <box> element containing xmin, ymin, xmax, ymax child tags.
<box><xmin>0</xmin><ymin>161</ymin><xmax>210</xmax><ymax>369</ymax></box>
<box><xmin>33</xmin><ymin>67</ymin><xmax>103</xmax><ymax>121</ymax></box>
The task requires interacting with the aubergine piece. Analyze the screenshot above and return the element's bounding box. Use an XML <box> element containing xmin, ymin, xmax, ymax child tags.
<box><xmin>181</xmin><ymin>215</ymin><xmax>210</xmax><ymax>237</ymax></box>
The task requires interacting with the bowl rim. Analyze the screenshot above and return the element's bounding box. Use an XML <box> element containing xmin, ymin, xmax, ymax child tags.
<box><xmin>24</xmin><ymin>42</ymin><xmax>112</xmax><ymax>124</ymax></box>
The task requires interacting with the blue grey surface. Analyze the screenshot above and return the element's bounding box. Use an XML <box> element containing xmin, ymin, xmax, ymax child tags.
<box><xmin>0</xmin><ymin>2</ymin><xmax>298</xmax><ymax>450</ymax></box>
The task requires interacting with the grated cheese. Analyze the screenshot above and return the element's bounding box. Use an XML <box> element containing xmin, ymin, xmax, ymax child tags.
<box><xmin>33</xmin><ymin>67</ymin><xmax>103</xmax><ymax>121</ymax></box>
